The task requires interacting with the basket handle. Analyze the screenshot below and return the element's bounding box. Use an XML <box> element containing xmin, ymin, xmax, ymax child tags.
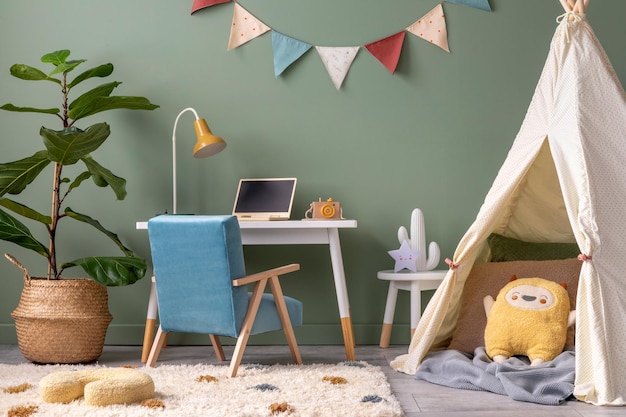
<box><xmin>4</xmin><ymin>253</ymin><xmax>32</xmax><ymax>286</ymax></box>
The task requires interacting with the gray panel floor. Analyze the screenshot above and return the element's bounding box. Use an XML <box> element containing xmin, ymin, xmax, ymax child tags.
<box><xmin>0</xmin><ymin>344</ymin><xmax>622</xmax><ymax>416</ymax></box>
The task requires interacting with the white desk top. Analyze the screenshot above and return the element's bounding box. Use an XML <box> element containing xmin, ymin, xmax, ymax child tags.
<box><xmin>136</xmin><ymin>219</ymin><xmax>357</xmax><ymax>230</ymax></box>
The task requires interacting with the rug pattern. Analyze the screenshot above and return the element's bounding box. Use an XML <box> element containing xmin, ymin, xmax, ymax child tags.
<box><xmin>0</xmin><ymin>361</ymin><xmax>404</xmax><ymax>417</ymax></box>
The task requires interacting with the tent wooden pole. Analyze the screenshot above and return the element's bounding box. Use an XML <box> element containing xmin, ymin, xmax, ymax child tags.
<box><xmin>559</xmin><ymin>0</ymin><xmax>588</xmax><ymax>15</ymax></box>
<box><xmin>574</xmin><ymin>0</ymin><xmax>588</xmax><ymax>14</ymax></box>
<box><xmin>559</xmin><ymin>0</ymin><xmax>573</xmax><ymax>13</ymax></box>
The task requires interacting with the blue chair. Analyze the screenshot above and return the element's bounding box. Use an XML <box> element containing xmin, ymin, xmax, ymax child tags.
<box><xmin>145</xmin><ymin>215</ymin><xmax>303</xmax><ymax>376</ymax></box>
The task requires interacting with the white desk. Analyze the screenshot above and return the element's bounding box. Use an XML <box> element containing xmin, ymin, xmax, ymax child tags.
<box><xmin>136</xmin><ymin>219</ymin><xmax>358</xmax><ymax>361</ymax></box>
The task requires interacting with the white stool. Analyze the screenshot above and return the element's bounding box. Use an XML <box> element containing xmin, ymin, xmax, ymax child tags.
<box><xmin>377</xmin><ymin>269</ymin><xmax>447</xmax><ymax>348</ymax></box>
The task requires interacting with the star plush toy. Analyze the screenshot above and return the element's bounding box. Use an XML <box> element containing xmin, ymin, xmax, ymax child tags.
<box><xmin>388</xmin><ymin>240</ymin><xmax>419</xmax><ymax>272</ymax></box>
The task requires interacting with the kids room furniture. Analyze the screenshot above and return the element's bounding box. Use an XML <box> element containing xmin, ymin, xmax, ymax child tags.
<box><xmin>145</xmin><ymin>215</ymin><xmax>302</xmax><ymax>377</ymax></box>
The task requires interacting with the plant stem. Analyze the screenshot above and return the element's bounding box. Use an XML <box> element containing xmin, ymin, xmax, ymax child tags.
<box><xmin>47</xmin><ymin>72</ymin><xmax>71</xmax><ymax>280</ymax></box>
<box><xmin>48</xmin><ymin>163</ymin><xmax>63</xmax><ymax>279</ymax></box>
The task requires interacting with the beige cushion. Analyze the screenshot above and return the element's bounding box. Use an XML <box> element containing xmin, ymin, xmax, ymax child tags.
<box><xmin>448</xmin><ymin>258</ymin><xmax>581</xmax><ymax>354</ymax></box>
<box><xmin>40</xmin><ymin>367</ymin><xmax>154</xmax><ymax>406</ymax></box>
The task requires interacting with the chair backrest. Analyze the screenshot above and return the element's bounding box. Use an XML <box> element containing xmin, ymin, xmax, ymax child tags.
<box><xmin>147</xmin><ymin>215</ymin><xmax>248</xmax><ymax>337</ymax></box>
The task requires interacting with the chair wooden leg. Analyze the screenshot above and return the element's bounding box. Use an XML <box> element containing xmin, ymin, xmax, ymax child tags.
<box><xmin>228</xmin><ymin>279</ymin><xmax>268</xmax><ymax>377</ymax></box>
<box><xmin>269</xmin><ymin>275</ymin><xmax>302</xmax><ymax>364</ymax></box>
<box><xmin>209</xmin><ymin>334</ymin><xmax>225</xmax><ymax>361</ymax></box>
<box><xmin>146</xmin><ymin>326</ymin><xmax>168</xmax><ymax>367</ymax></box>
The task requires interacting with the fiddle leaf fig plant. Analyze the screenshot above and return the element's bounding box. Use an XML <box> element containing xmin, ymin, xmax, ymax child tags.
<box><xmin>0</xmin><ymin>49</ymin><xmax>159</xmax><ymax>285</ymax></box>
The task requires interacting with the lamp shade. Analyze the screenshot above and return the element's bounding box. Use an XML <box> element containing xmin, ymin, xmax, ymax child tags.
<box><xmin>193</xmin><ymin>118</ymin><xmax>226</xmax><ymax>159</ymax></box>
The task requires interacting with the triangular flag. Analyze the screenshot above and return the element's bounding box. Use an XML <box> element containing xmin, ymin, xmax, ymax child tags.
<box><xmin>445</xmin><ymin>0</ymin><xmax>491</xmax><ymax>12</ymax></box>
<box><xmin>315</xmin><ymin>46</ymin><xmax>359</xmax><ymax>90</ymax></box>
<box><xmin>406</xmin><ymin>4</ymin><xmax>450</xmax><ymax>52</ymax></box>
<box><xmin>191</xmin><ymin>0</ymin><xmax>232</xmax><ymax>14</ymax></box>
<box><xmin>364</xmin><ymin>31</ymin><xmax>405</xmax><ymax>74</ymax></box>
<box><xmin>272</xmin><ymin>32</ymin><xmax>312</xmax><ymax>78</ymax></box>
<box><xmin>227</xmin><ymin>3</ymin><xmax>271</xmax><ymax>51</ymax></box>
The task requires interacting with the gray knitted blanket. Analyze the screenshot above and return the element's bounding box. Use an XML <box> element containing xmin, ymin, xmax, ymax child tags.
<box><xmin>415</xmin><ymin>347</ymin><xmax>575</xmax><ymax>405</ymax></box>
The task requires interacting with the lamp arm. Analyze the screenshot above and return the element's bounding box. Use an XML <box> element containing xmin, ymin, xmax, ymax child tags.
<box><xmin>172</xmin><ymin>107</ymin><xmax>200</xmax><ymax>214</ymax></box>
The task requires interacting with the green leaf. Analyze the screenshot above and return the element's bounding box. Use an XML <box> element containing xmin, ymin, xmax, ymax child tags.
<box><xmin>68</xmin><ymin>81</ymin><xmax>121</xmax><ymax>119</ymax></box>
<box><xmin>64</xmin><ymin>207</ymin><xmax>133</xmax><ymax>255</ymax></box>
<box><xmin>69</xmin><ymin>95</ymin><xmax>159</xmax><ymax>121</ymax></box>
<box><xmin>0</xmin><ymin>151</ymin><xmax>51</xmax><ymax>197</ymax></box>
<box><xmin>41</xmin><ymin>50</ymin><xmax>71</xmax><ymax>65</ymax></box>
<box><xmin>68</xmin><ymin>171</ymin><xmax>92</xmax><ymax>192</ymax></box>
<box><xmin>60</xmin><ymin>256</ymin><xmax>146</xmax><ymax>286</ymax></box>
<box><xmin>48</xmin><ymin>60</ymin><xmax>85</xmax><ymax>77</ymax></box>
<box><xmin>40</xmin><ymin>124</ymin><xmax>110</xmax><ymax>165</ymax></box>
<box><xmin>68</xmin><ymin>63</ymin><xmax>114</xmax><ymax>89</ymax></box>
<box><xmin>9</xmin><ymin>64</ymin><xmax>61</xmax><ymax>85</ymax></box>
<box><xmin>0</xmin><ymin>208</ymin><xmax>49</xmax><ymax>257</ymax></box>
<box><xmin>0</xmin><ymin>103</ymin><xmax>59</xmax><ymax>115</ymax></box>
<box><xmin>0</xmin><ymin>198</ymin><xmax>51</xmax><ymax>224</ymax></box>
<box><xmin>80</xmin><ymin>155</ymin><xmax>127</xmax><ymax>200</ymax></box>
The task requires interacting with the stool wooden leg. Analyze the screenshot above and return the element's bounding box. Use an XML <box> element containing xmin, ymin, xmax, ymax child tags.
<box><xmin>379</xmin><ymin>282</ymin><xmax>399</xmax><ymax>348</ymax></box>
<box><xmin>380</xmin><ymin>323</ymin><xmax>394</xmax><ymax>348</ymax></box>
<box><xmin>409</xmin><ymin>281</ymin><xmax>422</xmax><ymax>340</ymax></box>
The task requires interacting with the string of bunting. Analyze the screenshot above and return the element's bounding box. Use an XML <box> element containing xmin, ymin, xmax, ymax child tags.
<box><xmin>191</xmin><ymin>0</ymin><xmax>491</xmax><ymax>90</ymax></box>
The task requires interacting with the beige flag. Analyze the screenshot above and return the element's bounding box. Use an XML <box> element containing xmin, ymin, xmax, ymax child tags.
<box><xmin>227</xmin><ymin>3</ymin><xmax>270</xmax><ymax>51</ymax></box>
<box><xmin>406</xmin><ymin>4</ymin><xmax>449</xmax><ymax>52</ymax></box>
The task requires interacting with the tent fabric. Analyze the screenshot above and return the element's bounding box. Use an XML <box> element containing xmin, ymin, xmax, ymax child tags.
<box><xmin>390</xmin><ymin>11</ymin><xmax>626</xmax><ymax>406</ymax></box>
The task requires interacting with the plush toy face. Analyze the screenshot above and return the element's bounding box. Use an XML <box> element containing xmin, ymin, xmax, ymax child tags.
<box><xmin>504</xmin><ymin>283</ymin><xmax>556</xmax><ymax>311</ymax></box>
<box><xmin>483</xmin><ymin>276</ymin><xmax>574</xmax><ymax>365</ymax></box>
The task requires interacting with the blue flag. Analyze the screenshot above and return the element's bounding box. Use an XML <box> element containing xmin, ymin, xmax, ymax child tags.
<box><xmin>445</xmin><ymin>0</ymin><xmax>491</xmax><ymax>12</ymax></box>
<box><xmin>272</xmin><ymin>32</ymin><xmax>312</xmax><ymax>78</ymax></box>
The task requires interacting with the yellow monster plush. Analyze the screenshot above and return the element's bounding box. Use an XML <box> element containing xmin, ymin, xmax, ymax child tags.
<box><xmin>483</xmin><ymin>276</ymin><xmax>576</xmax><ymax>366</ymax></box>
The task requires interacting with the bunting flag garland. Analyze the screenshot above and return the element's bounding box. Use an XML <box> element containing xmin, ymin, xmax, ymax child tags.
<box><xmin>191</xmin><ymin>0</ymin><xmax>231</xmax><ymax>14</ymax></box>
<box><xmin>444</xmin><ymin>0</ymin><xmax>492</xmax><ymax>12</ymax></box>
<box><xmin>193</xmin><ymin>0</ymin><xmax>492</xmax><ymax>89</ymax></box>
<box><xmin>316</xmin><ymin>46</ymin><xmax>360</xmax><ymax>90</ymax></box>
<box><xmin>227</xmin><ymin>2</ymin><xmax>270</xmax><ymax>51</ymax></box>
<box><xmin>365</xmin><ymin>31</ymin><xmax>405</xmax><ymax>74</ymax></box>
<box><xmin>406</xmin><ymin>4</ymin><xmax>450</xmax><ymax>53</ymax></box>
<box><xmin>272</xmin><ymin>32</ymin><xmax>312</xmax><ymax>78</ymax></box>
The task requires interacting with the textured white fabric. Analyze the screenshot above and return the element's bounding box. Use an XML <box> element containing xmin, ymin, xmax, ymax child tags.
<box><xmin>391</xmin><ymin>13</ymin><xmax>626</xmax><ymax>406</ymax></box>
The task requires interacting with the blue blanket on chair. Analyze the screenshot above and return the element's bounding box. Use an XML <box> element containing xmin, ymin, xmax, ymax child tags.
<box><xmin>415</xmin><ymin>347</ymin><xmax>575</xmax><ymax>405</ymax></box>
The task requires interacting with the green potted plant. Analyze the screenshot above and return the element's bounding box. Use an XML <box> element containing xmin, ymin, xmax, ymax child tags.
<box><xmin>0</xmin><ymin>49</ymin><xmax>159</xmax><ymax>363</ymax></box>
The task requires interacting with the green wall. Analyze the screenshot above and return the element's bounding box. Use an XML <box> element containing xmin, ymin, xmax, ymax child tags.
<box><xmin>1</xmin><ymin>1</ymin><xmax>624</xmax><ymax>347</ymax></box>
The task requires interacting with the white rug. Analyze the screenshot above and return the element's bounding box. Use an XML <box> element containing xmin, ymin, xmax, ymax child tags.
<box><xmin>0</xmin><ymin>361</ymin><xmax>404</xmax><ymax>417</ymax></box>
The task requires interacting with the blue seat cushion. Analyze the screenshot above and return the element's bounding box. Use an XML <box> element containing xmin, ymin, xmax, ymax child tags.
<box><xmin>251</xmin><ymin>293</ymin><xmax>303</xmax><ymax>335</ymax></box>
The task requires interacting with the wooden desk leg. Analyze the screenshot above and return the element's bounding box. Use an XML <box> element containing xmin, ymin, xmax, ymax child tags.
<box><xmin>328</xmin><ymin>228</ymin><xmax>355</xmax><ymax>361</ymax></box>
<box><xmin>142</xmin><ymin>318</ymin><xmax>156</xmax><ymax>363</ymax></box>
<box><xmin>141</xmin><ymin>277</ymin><xmax>158</xmax><ymax>363</ymax></box>
<box><xmin>341</xmin><ymin>316</ymin><xmax>356</xmax><ymax>361</ymax></box>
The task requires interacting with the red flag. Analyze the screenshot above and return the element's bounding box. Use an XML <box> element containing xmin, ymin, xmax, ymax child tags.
<box><xmin>191</xmin><ymin>0</ymin><xmax>232</xmax><ymax>14</ymax></box>
<box><xmin>365</xmin><ymin>31</ymin><xmax>405</xmax><ymax>74</ymax></box>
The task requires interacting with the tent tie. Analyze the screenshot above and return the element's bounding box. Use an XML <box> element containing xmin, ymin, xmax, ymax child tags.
<box><xmin>445</xmin><ymin>258</ymin><xmax>458</xmax><ymax>270</ymax></box>
<box><xmin>556</xmin><ymin>11</ymin><xmax>583</xmax><ymax>43</ymax></box>
<box><xmin>578</xmin><ymin>253</ymin><xmax>592</xmax><ymax>261</ymax></box>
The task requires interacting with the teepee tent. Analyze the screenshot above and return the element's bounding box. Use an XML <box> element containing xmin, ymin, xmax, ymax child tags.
<box><xmin>391</xmin><ymin>0</ymin><xmax>626</xmax><ymax>406</ymax></box>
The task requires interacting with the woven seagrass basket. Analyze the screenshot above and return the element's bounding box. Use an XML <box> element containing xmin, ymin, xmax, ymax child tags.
<box><xmin>7</xmin><ymin>254</ymin><xmax>112</xmax><ymax>364</ymax></box>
